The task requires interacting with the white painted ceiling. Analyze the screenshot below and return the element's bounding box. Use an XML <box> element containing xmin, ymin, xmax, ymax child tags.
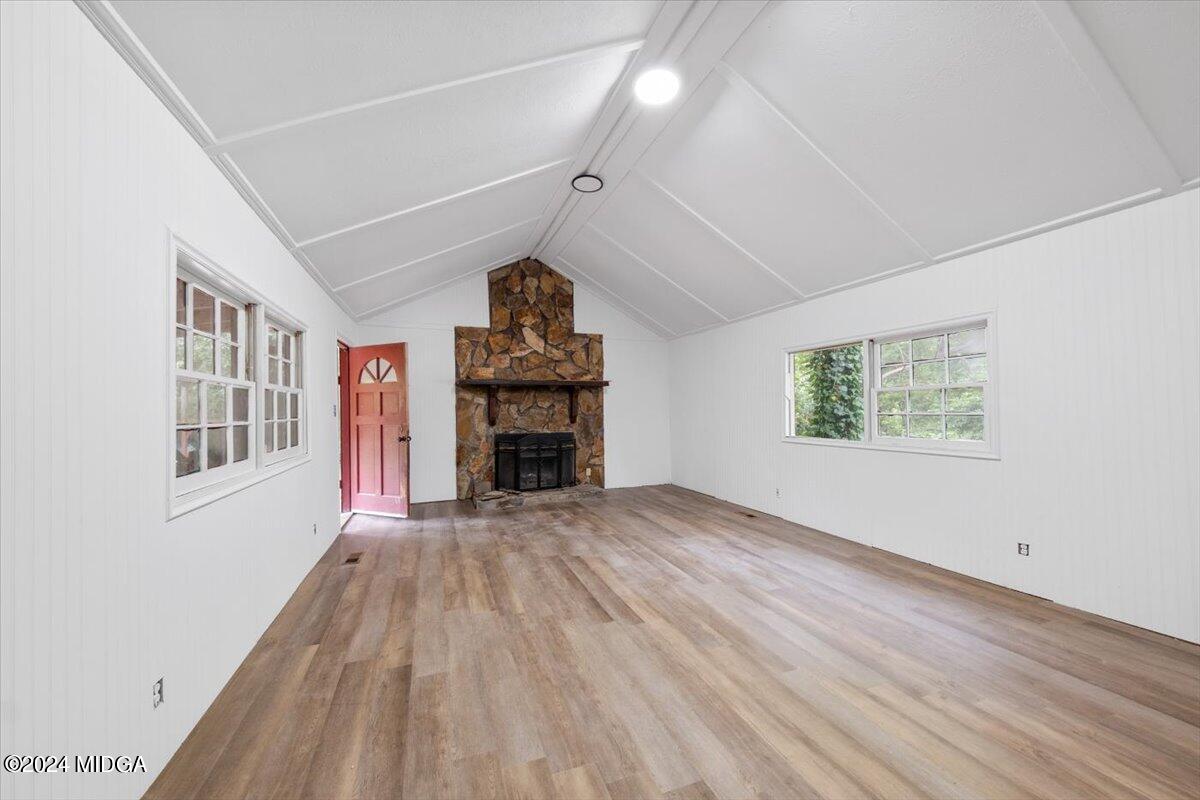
<box><xmin>86</xmin><ymin>0</ymin><xmax>1200</xmax><ymax>336</ymax></box>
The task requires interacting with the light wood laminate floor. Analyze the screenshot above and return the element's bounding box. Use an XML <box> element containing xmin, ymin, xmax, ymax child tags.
<box><xmin>146</xmin><ymin>485</ymin><xmax>1200</xmax><ymax>800</ymax></box>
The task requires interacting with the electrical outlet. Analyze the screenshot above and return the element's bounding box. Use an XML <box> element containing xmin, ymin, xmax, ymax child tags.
<box><xmin>586</xmin><ymin>467</ymin><xmax>592</xmax><ymax>478</ymax></box>
<box><xmin>1017</xmin><ymin>543</ymin><xmax>1030</xmax><ymax>556</ymax></box>
<box><xmin>775</xmin><ymin>488</ymin><xmax>782</xmax><ymax>498</ymax></box>
<box><xmin>152</xmin><ymin>677</ymin><xmax>164</xmax><ymax>708</ymax></box>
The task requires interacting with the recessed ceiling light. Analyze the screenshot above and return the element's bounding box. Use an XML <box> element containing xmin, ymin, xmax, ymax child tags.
<box><xmin>634</xmin><ymin>68</ymin><xmax>680</xmax><ymax>105</ymax></box>
<box><xmin>571</xmin><ymin>174</ymin><xmax>604</xmax><ymax>193</ymax></box>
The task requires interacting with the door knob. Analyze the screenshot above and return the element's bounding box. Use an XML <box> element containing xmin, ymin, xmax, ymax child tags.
<box><xmin>398</xmin><ymin>435</ymin><xmax>412</xmax><ymax>443</ymax></box>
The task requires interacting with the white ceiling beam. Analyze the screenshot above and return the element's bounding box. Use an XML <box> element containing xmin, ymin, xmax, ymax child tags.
<box><xmin>295</xmin><ymin>158</ymin><xmax>570</xmax><ymax>248</ymax></box>
<box><xmin>585</xmin><ymin>223</ymin><xmax>730</xmax><ymax>323</ymax></box>
<box><xmin>206</xmin><ymin>38</ymin><xmax>645</xmax><ymax>153</ymax></box>
<box><xmin>520</xmin><ymin>0</ymin><xmax>703</xmax><ymax>257</ymax></box>
<box><xmin>332</xmin><ymin>217</ymin><xmax>538</xmax><ymax>293</ymax></box>
<box><xmin>633</xmin><ymin>171</ymin><xmax>805</xmax><ymax>299</ymax></box>
<box><xmin>1035</xmin><ymin>0</ymin><xmax>1183</xmax><ymax>195</ymax></box>
<box><xmin>713</xmin><ymin>61</ymin><xmax>934</xmax><ymax>267</ymax></box>
<box><xmin>353</xmin><ymin>251</ymin><xmax>524</xmax><ymax>321</ymax></box>
<box><xmin>553</xmin><ymin>257</ymin><xmax>677</xmax><ymax>339</ymax></box>
<box><xmin>585</xmin><ymin>1</ymin><xmax>720</xmax><ymax>176</ymax></box>
<box><xmin>533</xmin><ymin>0</ymin><xmax>770</xmax><ymax>264</ymax></box>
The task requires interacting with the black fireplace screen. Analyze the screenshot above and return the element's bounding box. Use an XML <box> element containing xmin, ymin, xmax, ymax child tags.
<box><xmin>494</xmin><ymin>432</ymin><xmax>576</xmax><ymax>492</ymax></box>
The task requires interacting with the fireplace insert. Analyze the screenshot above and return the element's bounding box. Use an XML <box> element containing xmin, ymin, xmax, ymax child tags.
<box><xmin>494</xmin><ymin>432</ymin><xmax>576</xmax><ymax>492</ymax></box>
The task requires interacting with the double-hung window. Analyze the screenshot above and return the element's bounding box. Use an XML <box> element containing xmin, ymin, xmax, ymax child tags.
<box><xmin>785</xmin><ymin>317</ymin><xmax>996</xmax><ymax>456</ymax></box>
<box><xmin>264</xmin><ymin>322</ymin><xmax>304</xmax><ymax>462</ymax></box>
<box><xmin>171</xmin><ymin>239</ymin><xmax>309</xmax><ymax>514</ymax></box>
<box><xmin>174</xmin><ymin>275</ymin><xmax>255</xmax><ymax>491</ymax></box>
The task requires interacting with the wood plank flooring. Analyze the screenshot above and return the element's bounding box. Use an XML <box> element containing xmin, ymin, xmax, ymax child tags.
<box><xmin>145</xmin><ymin>485</ymin><xmax>1200</xmax><ymax>800</ymax></box>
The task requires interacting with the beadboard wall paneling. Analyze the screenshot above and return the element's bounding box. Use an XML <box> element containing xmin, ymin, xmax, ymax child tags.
<box><xmin>0</xmin><ymin>3</ymin><xmax>356</xmax><ymax>798</ymax></box>
<box><xmin>669</xmin><ymin>189</ymin><xmax>1200</xmax><ymax>643</ymax></box>
<box><xmin>359</xmin><ymin>271</ymin><xmax>671</xmax><ymax>501</ymax></box>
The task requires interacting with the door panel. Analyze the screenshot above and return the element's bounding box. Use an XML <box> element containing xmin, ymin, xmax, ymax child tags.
<box><xmin>349</xmin><ymin>343</ymin><xmax>409</xmax><ymax>517</ymax></box>
<box><xmin>357</xmin><ymin>425</ymin><xmax>380</xmax><ymax>494</ymax></box>
<box><xmin>382</xmin><ymin>424</ymin><xmax>403</xmax><ymax>496</ymax></box>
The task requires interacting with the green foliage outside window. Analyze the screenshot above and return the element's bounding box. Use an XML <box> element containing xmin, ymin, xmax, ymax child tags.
<box><xmin>792</xmin><ymin>343</ymin><xmax>864</xmax><ymax>440</ymax></box>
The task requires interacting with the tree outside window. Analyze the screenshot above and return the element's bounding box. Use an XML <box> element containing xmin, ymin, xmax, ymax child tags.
<box><xmin>792</xmin><ymin>343</ymin><xmax>863</xmax><ymax>440</ymax></box>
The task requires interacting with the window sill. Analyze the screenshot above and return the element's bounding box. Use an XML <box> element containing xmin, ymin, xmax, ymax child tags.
<box><xmin>781</xmin><ymin>436</ymin><xmax>1000</xmax><ymax>461</ymax></box>
<box><xmin>169</xmin><ymin>454</ymin><xmax>312</xmax><ymax>519</ymax></box>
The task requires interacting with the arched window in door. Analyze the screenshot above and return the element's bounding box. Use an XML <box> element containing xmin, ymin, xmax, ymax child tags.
<box><xmin>359</xmin><ymin>357</ymin><xmax>397</xmax><ymax>384</ymax></box>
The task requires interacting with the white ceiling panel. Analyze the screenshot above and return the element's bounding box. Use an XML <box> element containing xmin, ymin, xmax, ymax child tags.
<box><xmin>302</xmin><ymin>164</ymin><xmax>567</xmax><ymax>290</ymax></box>
<box><xmin>93</xmin><ymin>0</ymin><xmax>1197</xmax><ymax>330</ymax></box>
<box><xmin>229</xmin><ymin>49</ymin><xmax>632</xmax><ymax>242</ymax></box>
<box><xmin>109</xmin><ymin>0</ymin><xmax>661</xmax><ymax>139</ymax></box>
<box><xmin>591</xmin><ymin>175</ymin><xmax>799</xmax><ymax>319</ymax></box>
<box><xmin>725</xmin><ymin>0</ymin><xmax>1157</xmax><ymax>256</ymax></box>
<box><xmin>1071</xmin><ymin>0</ymin><xmax>1200</xmax><ymax>181</ymax></box>
<box><xmin>641</xmin><ymin>73</ymin><xmax>924</xmax><ymax>295</ymax></box>
<box><xmin>562</xmin><ymin>227</ymin><xmax>722</xmax><ymax>336</ymax></box>
<box><xmin>337</xmin><ymin>220</ymin><xmax>537</xmax><ymax>315</ymax></box>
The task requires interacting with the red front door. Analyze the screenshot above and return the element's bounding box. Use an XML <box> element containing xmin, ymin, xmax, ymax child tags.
<box><xmin>349</xmin><ymin>343</ymin><xmax>410</xmax><ymax>517</ymax></box>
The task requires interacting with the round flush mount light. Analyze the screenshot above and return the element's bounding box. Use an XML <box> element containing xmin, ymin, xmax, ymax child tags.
<box><xmin>633</xmin><ymin>68</ymin><xmax>680</xmax><ymax>105</ymax></box>
<box><xmin>571</xmin><ymin>174</ymin><xmax>604</xmax><ymax>193</ymax></box>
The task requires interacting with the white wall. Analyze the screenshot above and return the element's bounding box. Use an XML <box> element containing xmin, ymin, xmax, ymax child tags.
<box><xmin>669</xmin><ymin>189</ymin><xmax>1200</xmax><ymax>643</ymax></box>
<box><xmin>359</xmin><ymin>272</ymin><xmax>672</xmax><ymax>501</ymax></box>
<box><xmin>0</xmin><ymin>4</ymin><xmax>355</xmax><ymax>799</ymax></box>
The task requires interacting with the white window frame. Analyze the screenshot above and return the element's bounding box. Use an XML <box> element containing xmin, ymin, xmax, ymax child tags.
<box><xmin>173</xmin><ymin>273</ymin><xmax>257</xmax><ymax>494</ymax></box>
<box><xmin>262</xmin><ymin>319</ymin><xmax>305</xmax><ymax>467</ymax></box>
<box><xmin>168</xmin><ymin>235</ymin><xmax>311</xmax><ymax>518</ymax></box>
<box><xmin>782</xmin><ymin>313</ymin><xmax>999</xmax><ymax>460</ymax></box>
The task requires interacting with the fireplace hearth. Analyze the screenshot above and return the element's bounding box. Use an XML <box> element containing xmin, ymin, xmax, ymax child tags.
<box><xmin>494</xmin><ymin>432</ymin><xmax>576</xmax><ymax>492</ymax></box>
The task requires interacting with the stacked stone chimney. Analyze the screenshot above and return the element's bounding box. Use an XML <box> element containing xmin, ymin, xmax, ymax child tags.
<box><xmin>454</xmin><ymin>259</ymin><xmax>604</xmax><ymax>498</ymax></box>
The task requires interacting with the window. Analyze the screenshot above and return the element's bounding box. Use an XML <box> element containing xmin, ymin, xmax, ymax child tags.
<box><xmin>874</xmin><ymin>326</ymin><xmax>987</xmax><ymax>444</ymax></box>
<box><xmin>170</xmin><ymin>238</ymin><xmax>309</xmax><ymax>513</ymax></box>
<box><xmin>359</xmin><ymin>357</ymin><xmax>397</xmax><ymax>383</ymax></box>
<box><xmin>785</xmin><ymin>317</ymin><xmax>996</xmax><ymax>456</ymax></box>
<box><xmin>174</xmin><ymin>275</ymin><xmax>254</xmax><ymax>491</ymax></box>
<box><xmin>263</xmin><ymin>321</ymin><xmax>304</xmax><ymax>462</ymax></box>
<box><xmin>789</xmin><ymin>342</ymin><xmax>863</xmax><ymax>441</ymax></box>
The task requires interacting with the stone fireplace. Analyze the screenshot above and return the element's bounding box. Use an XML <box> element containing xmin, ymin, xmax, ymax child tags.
<box><xmin>454</xmin><ymin>259</ymin><xmax>605</xmax><ymax>499</ymax></box>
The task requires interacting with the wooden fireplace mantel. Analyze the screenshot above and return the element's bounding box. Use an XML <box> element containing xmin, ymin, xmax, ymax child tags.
<box><xmin>455</xmin><ymin>378</ymin><xmax>610</xmax><ymax>425</ymax></box>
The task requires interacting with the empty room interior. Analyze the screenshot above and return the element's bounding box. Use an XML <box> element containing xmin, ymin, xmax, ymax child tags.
<box><xmin>3</xmin><ymin>1</ymin><xmax>1200</xmax><ymax>798</ymax></box>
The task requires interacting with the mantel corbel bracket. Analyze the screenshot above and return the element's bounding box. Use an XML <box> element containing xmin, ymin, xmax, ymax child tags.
<box><xmin>487</xmin><ymin>385</ymin><xmax>499</xmax><ymax>426</ymax></box>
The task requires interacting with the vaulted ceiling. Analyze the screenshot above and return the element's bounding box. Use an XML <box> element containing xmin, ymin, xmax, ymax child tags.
<box><xmin>84</xmin><ymin>0</ymin><xmax>1200</xmax><ymax>337</ymax></box>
